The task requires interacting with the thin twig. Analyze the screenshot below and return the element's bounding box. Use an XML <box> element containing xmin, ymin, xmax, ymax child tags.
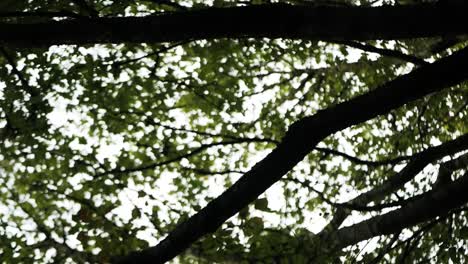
<box><xmin>93</xmin><ymin>140</ymin><xmax>256</xmax><ymax>178</ymax></box>
<box><xmin>332</xmin><ymin>40</ymin><xmax>429</xmax><ymax>66</ymax></box>
<box><xmin>314</xmin><ymin>146</ymin><xmax>410</xmax><ymax>166</ymax></box>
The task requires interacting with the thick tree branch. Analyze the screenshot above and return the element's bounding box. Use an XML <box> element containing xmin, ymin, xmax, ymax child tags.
<box><xmin>292</xmin><ymin>136</ymin><xmax>468</xmax><ymax>214</ymax></box>
<box><xmin>326</xmin><ymin>171</ymin><xmax>468</xmax><ymax>252</ymax></box>
<box><xmin>354</xmin><ymin>135</ymin><xmax>468</xmax><ymax>204</ymax></box>
<box><xmin>1</xmin><ymin>3</ymin><xmax>467</xmax><ymax>47</ymax></box>
<box><xmin>433</xmin><ymin>152</ymin><xmax>468</xmax><ymax>188</ymax></box>
<box><xmin>320</xmin><ymin>133</ymin><xmax>468</xmax><ymax>234</ymax></box>
<box><xmin>115</xmin><ymin>45</ymin><xmax>468</xmax><ymax>263</ymax></box>
<box><xmin>431</xmin><ymin>36</ymin><xmax>468</xmax><ymax>54</ymax></box>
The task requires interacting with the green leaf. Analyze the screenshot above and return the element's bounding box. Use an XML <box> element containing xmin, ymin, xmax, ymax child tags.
<box><xmin>131</xmin><ymin>208</ymin><xmax>141</xmax><ymax>219</ymax></box>
<box><xmin>459</xmin><ymin>226</ymin><xmax>468</xmax><ymax>239</ymax></box>
<box><xmin>245</xmin><ymin>217</ymin><xmax>264</xmax><ymax>235</ymax></box>
<box><xmin>254</xmin><ymin>198</ymin><xmax>269</xmax><ymax>212</ymax></box>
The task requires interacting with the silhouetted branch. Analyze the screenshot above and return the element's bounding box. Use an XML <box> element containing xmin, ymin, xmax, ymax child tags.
<box><xmin>320</xmin><ymin>133</ymin><xmax>468</xmax><ymax>235</ymax></box>
<box><xmin>332</xmin><ymin>40</ymin><xmax>429</xmax><ymax>66</ymax></box>
<box><xmin>181</xmin><ymin>167</ymin><xmax>245</xmax><ymax>176</ymax></box>
<box><xmin>317</xmin><ymin>172</ymin><xmax>468</xmax><ymax>256</ymax></box>
<box><xmin>1</xmin><ymin>3</ymin><xmax>467</xmax><ymax>47</ymax></box>
<box><xmin>94</xmin><ymin>139</ymin><xmax>258</xmax><ymax>178</ymax></box>
<box><xmin>111</xmin><ymin>40</ymin><xmax>191</xmax><ymax>67</ymax></box>
<box><xmin>0</xmin><ymin>47</ymin><xmax>39</xmax><ymax>96</ymax></box>
<box><xmin>314</xmin><ymin>146</ymin><xmax>410</xmax><ymax>166</ymax></box>
<box><xmin>116</xmin><ymin>42</ymin><xmax>468</xmax><ymax>264</ymax></box>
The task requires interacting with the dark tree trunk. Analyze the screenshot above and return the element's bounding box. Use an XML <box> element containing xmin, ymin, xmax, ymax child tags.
<box><xmin>0</xmin><ymin>3</ymin><xmax>467</xmax><ymax>47</ymax></box>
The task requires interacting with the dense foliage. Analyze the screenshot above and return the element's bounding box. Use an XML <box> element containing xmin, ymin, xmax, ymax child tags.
<box><xmin>0</xmin><ymin>0</ymin><xmax>467</xmax><ymax>263</ymax></box>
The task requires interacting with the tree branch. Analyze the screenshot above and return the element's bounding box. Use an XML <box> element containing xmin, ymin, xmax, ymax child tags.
<box><xmin>332</xmin><ymin>40</ymin><xmax>429</xmax><ymax>66</ymax></box>
<box><xmin>314</xmin><ymin>146</ymin><xmax>410</xmax><ymax>166</ymax></box>
<box><xmin>326</xmin><ymin>171</ymin><xmax>468</xmax><ymax>253</ymax></box>
<box><xmin>11</xmin><ymin>192</ymin><xmax>95</xmax><ymax>262</ymax></box>
<box><xmin>94</xmin><ymin>139</ymin><xmax>257</xmax><ymax>179</ymax></box>
<box><xmin>433</xmin><ymin>152</ymin><xmax>468</xmax><ymax>188</ymax></box>
<box><xmin>180</xmin><ymin>167</ymin><xmax>245</xmax><ymax>176</ymax></box>
<box><xmin>320</xmin><ymin>133</ymin><xmax>468</xmax><ymax>234</ymax></box>
<box><xmin>0</xmin><ymin>47</ymin><xmax>39</xmax><ymax>97</ymax></box>
<box><xmin>105</xmin><ymin>107</ymin><xmax>278</xmax><ymax>144</ymax></box>
<box><xmin>366</xmin><ymin>232</ymin><xmax>400</xmax><ymax>264</ymax></box>
<box><xmin>1</xmin><ymin>3</ymin><xmax>467</xmax><ymax>47</ymax></box>
<box><xmin>115</xmin><ymin>45</ymin><xmax>468</xmax><ymax>263</ymax></box>
<box><xmin>111</xmin><ymin>40</ymin><xmax>191</xmax><ymax>67</ymax></box>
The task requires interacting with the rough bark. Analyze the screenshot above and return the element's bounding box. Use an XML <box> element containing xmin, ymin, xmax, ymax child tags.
<box><xmin>115</xmin><ymin>45</ymin><xmax>468</xmax><ymax>263</ymax></box>
<box><xmin>1</xmin><ymin>2</ymin><xmax>467</xmax><ymax>47</ymax></box>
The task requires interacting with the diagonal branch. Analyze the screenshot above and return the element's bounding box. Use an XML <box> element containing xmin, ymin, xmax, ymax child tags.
<box><xmin>350</xmin><ymin>135</ymin><xmax>468</xmax><ymax>206</ymax></box>
<box><xmin>433</xmin><ymin>152</ymin><xmax>468</xmax><ymax>188</ymax></box>
<box><xmin>289</xmin><ymin>177</ymin><xmax>424</xmax><ymax>212</ymax></box>
<box><xmin>332</xmin><ymin>40</ymin><xmax>429</xmax><ymax>66</ymax></box>
<box><xmin>115</xmin><ymin>45</ymin><xmax>468</xmax><ymax>263</ymax></box>
<box><xmin>10</xmin><ymin>192</ymin><xmax>95</xmax><ymax>262</ymax></box>
<box><xmin>314</xmin><ymin>146</ymin><xmax>410</xmax><ymax>166</ymax></box>
<box><xmin>367</xmin><ymin>232</ymin><xmax>400</xmax><ymax>264</ymax></box>
<box><xmin>0</xmin><ymin>47</ymin><xmax>39</xmax><ymax>97</ymax></box>
<box><xmin>324</xmin><ymin>171</ymin><xmax>468</xmax><ymax>254</ymax></box>
<box><xmin>320</xmin><ymin>133</ymin><xmax>468</xmax><ymax>234</ymax></box>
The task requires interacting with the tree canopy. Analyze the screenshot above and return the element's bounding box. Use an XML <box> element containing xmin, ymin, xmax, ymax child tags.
<box><xmin>0</xmin><ymin>0</ymin><xmax>467</xmax><ymax>263</ymax></box>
